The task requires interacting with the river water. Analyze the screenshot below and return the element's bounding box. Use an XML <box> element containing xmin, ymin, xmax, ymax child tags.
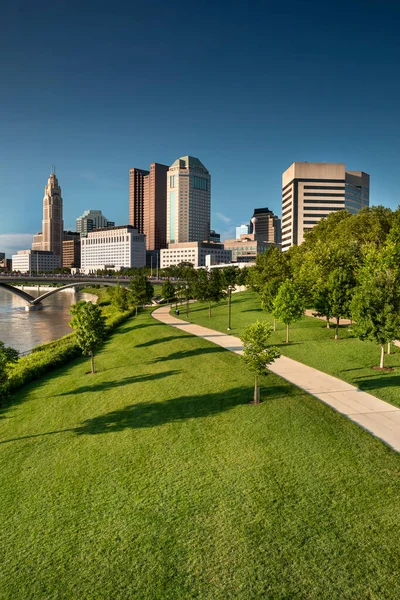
<box><xmin>0</xmin><ymin>287</ymin><xmax>96</xmax><ymax>353</ymax></box>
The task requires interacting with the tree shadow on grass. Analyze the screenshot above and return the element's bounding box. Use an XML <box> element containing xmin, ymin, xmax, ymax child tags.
<box><xmin>74</xmin><ymin>385</ymin><xmax>291</xmax><ymax>435</ymax></box>
<box><xmin>149</xmin><ymin>346</ymin><xmax>225</xmax><ymax>363</ymax></box>
<box><xmin>353</xmin><ymin>373</ymin><xmax>400</xmax><ymax>392</ymax></box>
<box><xmin>135</xmin><ymin>335</ymin><xmax>185</xmax><ymax>348</ymax></box>
<box><xmin>54</xmin><ymin>370</ymin><xmax>182</xmax><ymax>396</ymax></box>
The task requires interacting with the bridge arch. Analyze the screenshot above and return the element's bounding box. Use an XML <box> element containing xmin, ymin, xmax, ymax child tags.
<box><xmin>0</xmin><ymin>281</ymin><xmax>120</xmax><ymax>307</ymax></box>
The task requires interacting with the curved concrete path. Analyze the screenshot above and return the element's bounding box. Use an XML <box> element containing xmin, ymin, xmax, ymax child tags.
<box><xmin>152</xmin><ymin>305</ymin><xmax>400</xmax><ymax>454</ymax></box>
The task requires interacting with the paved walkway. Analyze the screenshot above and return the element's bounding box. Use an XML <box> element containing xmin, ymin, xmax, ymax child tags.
<box><xmin>152</xmin><ymin>305</ymin><xmax>400</xmax><ymax>453</ymax></box>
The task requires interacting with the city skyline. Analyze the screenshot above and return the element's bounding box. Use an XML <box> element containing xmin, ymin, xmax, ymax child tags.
<box><xmin>1</xmin><ymin>2</ymin><xmax>400</xmax><ymax>256</ymax></box>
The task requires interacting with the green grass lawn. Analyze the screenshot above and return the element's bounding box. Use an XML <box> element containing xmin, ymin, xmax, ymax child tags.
<box><xmin>1</xmin><ymin>310</ymin><xmax>399</xmax><ymax>599</ymax></box>
<box><xmin>178</xmin><ymin>291</ymin><xmax>400</xmax><ymax>409</ymax></box>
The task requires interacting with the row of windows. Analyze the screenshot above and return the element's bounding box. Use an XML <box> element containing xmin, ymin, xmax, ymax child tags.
<box><xmin>304</xmin><ymin>220</ymin><xmax>320</xmax><ymax>224</ymax></box>
<box><xmin>192</xmin><ymin>176</ymin><xmax>208</xmax><ymax>191</ymax></box>
<box><xmin>303</xmin><ymin>206</ymin><xmax>344</xmax><ymax>212</ymax></box>
<box><xmin>303</xmin><ymin>185</ymin><xmax>344</xmax><ymax>190</ymax></box>
<box><xmin>303</xmin><ymin>192</ymin><xmax>344</xmax><ymax>198</ymax></box>
<box><xmin>304</xmin><ymin>199</ymin><xmax>345</xmax><ymax>205</ymax></box>
<box><xmin>303</xmin><ymin>212</ymin><xmax>343</xmax><ymax>219</ymax></box>
<box><xmin>282</xmin><ymin>215</ymin><xmax>291</xmax><ymax>224</ymax></box>
<box><xmin>282</xmin><ymin>187</ymin><xmax>292</xmax><ymax>199</ymax></box>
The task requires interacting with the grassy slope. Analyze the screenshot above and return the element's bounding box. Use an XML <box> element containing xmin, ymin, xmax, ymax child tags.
<box><xmin>179</xmin><ymin>291</ymin><xmax>400</xmax><ymax>409</ymax></box>
<box><xmin>0</xmin><ymin>310</ymin><xmax>399</xmax><ymax>599</ymax></box>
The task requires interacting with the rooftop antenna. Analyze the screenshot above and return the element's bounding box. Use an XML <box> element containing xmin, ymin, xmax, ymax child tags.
<box><xmin>51</xmin><ymin>164</ymin><xmax>56</xmax><ymax>175</ymax></box>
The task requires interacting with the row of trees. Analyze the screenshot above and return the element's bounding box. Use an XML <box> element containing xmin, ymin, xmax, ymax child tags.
<box><xmin>247</xmin><ymin>206</ymin><xmax>400</xmax><ymax>368</ymax></box>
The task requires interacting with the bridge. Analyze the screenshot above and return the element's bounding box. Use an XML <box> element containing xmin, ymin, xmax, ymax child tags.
<box><xmin>0</xmin><ymin>278</ymin><xmax>134</xmax><ymax>310</ymax></box>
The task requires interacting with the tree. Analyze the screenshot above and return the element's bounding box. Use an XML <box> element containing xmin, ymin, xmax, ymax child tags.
<box><xmin>70</xmin><ymin>301</ymin><xmax>107</xmax><ymax>374</ymax></box>
<box><xmin>193</xmin><ymin>269</ymin><xmax>224</xmax><ymax>317</ymax></box>
<box><xmin>273</xmin><ymin>281</ymin><xmax>305</xmax><ymax>343</ymax></box>
<box><xmin>161</xmin><ymin>279</ymin><xmax>176</xmax><ymax>303</ymax></box>
<box><xmin>129</xmin><ymin>274</ymin><xmax>154</xmax><ymax>316</ymax></box>
<box><xmin>108</xmin><ymin>283</ymin><xmax>130</xmax><ymax>311</ymax></box>
<box><xmin>327</xmin><ymin>266</ymin><xmax>355</xmax><ymax>339</ymax></box>
<box><xmin>351</xmin><ymin>246</ymin><xmax>400</xmax><ymax>369</ymax></box>
<box><xmin>240</xmin><ymin>321</ymin><xmax>280</xmax><ymax>404</ymax></box>
<box><xmin>0</xmin><ymin>341</ymin><xmax>19</xmax><ymax>398</ymax></box>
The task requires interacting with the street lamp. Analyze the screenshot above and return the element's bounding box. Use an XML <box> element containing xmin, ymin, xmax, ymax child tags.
<box><xmin>186</xmin><ymin>284</ymin><xmax>189</xmax><ymax>319</ymax></box>
<box><xmin>227</xmin><ymin>285</ymin><xmax>234</xmax><ymax>330</ymax></box>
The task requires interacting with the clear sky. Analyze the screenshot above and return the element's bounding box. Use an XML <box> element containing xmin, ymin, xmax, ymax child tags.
<box><xmin>1</xmin><ymin>0</ymin><xmax>400</xmax><ymax>256</ymax></box>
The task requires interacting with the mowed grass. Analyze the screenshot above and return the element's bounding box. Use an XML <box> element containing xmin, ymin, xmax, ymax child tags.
<box><xmin>179</xmin><ymin>291</ymin><xmax>400</xmax><ymax>408</ymax></box>
<box><xmin>0</xmin><ymin>310</ymin><xmax>399</xmax><ymax>599</ymax></box>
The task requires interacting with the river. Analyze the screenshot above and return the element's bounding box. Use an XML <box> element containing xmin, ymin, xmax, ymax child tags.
<box><xmin>0</xmin><ymin>287</ymin><xmax>96</xmax><ymax>354</ymax></box>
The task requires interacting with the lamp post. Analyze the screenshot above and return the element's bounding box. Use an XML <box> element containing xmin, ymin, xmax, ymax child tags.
<box><xmin>186</xmin><ymin>284</ymin><xmax>189</xmax><ymax>319</ymax></box>
<box><xmin>227</xmin><ymin>285</ymin><xmax>234</xmax><ymax>330</ymax></box>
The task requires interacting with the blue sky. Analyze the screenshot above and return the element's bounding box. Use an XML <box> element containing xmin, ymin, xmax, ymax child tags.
<box><xmin>1</xmin><ymin>0</ymin><xmax>400</xmax><ymax>256</ymax></box>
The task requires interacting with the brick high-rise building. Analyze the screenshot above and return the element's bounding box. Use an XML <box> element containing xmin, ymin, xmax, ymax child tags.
<box><xmin>143</xmin><ymin>163</ymin><xmax>169</xmax><ymax>250</ymax></box>
<box><xmin>129</xmin><ymin>167</ymin><xmax>150</xmax><ymax>232</ymax></box>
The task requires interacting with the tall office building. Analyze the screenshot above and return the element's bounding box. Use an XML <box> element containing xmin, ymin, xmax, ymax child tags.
<box><xmin>32</xmin><ymin>171</ymin><xmax>64</xmax><ymax>259</ymax></box>
<box><xmin>143</xmin><ymin>163</ymin><xmax>169</xmax><ymax>250</ymax></box>
<box><xmin>249</xmin><ymin>208</ymin><xmax>281</xmax><ymax>244</ymax></box>
<box><xmin>166</xmin><ymin>156</ymin><xmax>211</xmax><ymax>244</ymax></box>
<box><xmin>76</xmin><ymin>210</ymin><xmax>115</xmax><ymax>236</ymax></box>
<box><xmin>129</xmin><ymin>167</ymin><xmax>150</xmax><ymax>232</ymax></box>
<box><xmin>281</xmin><ymin>163</ymin><xmax>370</xmax><ymax>251</ymax></box>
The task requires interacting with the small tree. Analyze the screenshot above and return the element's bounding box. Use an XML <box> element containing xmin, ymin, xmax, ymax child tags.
<box><xmin>272</xmin><ymin>281</ymin><xmax>305</xmax><ymax>343</ymax></box>
<box><xmin>161</xmin><ymin>279</ymin><xmax>176</xmax><ymax>304</ymax></box>
<box><xmin>240</xmin><ymin>321</ymin><xmax>280</xmax><ymax>404</ymax></box>
<box><xmin>129</xmin><ymin>274</ymin><xmax>154</xmax><ymax>316</ymax></box>
<box><xmin>108</xmin><ymin>283</ymin><xmax>130</xmax><ymax>311</ymax></box>
<box><xmin>70</xmin><ymin>301</ymin><xmax>107</xmax><ymax>374</ymax></box>
<box><xmin>194</xmin><ymin>269</ymin><xmax>224</xmax><ymax>317</ymax></box>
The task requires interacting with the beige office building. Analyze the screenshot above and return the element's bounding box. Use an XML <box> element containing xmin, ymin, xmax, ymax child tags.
<box><xmin>281</xmin><ymin>163</ymin><xmax>370</xmax><ymax>251</ymax></box>
<box><xmin>32</xmin><ymin>171</ymin><xmax>64</xmax><ymax>259</ymax></box>
<box><xmin>166</xmin><ymin>156</ymin><xmax>211</xmax><ymax>244</ymax></box>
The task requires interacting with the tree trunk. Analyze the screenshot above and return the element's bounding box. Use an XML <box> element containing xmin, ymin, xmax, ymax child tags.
<box><xmin>273</xmin><ymin>317</ymin><xmax>277</xmax><ymax>332</ymax></box>
<box><xmin>387</xmin><ymin>342</ymin><xmax>391</xmax><ymax>355</ymax></box>
<box><xmin>208</xmin><ymin>301</ymin><xmax>212</xmax><ymax>318</ymax></box>
<box><xmin>335</xmin><ymin>317</ymin><xmax>340</xmax><ymax>340</ymax></box>
<box><xmin>286</xmin><ymin>323</ymin><xmax>289</xmax><ymax>344</ymax></box>
<box><xmin>326</xmin><ymin>316</ymin><xmax>330</xmax><ymax>329</ymax></box>
<box><xmin>135</xmin><ymin>305</ymin><xmax>138</xmax><ymax>317</ymax></box>
<box><xmin>90</xmin><ymin>349</ymin><xmax>95</xmax><ymax>374</ymax></box>
<box><xmin>254</xmin><ymin>374</ymin><xmax>260</xmax><ymax>404</ymax></box>
<box><xmin>380</xmin><ymin>344</ymin><xmax>385</xmax><ymax>369</ymax></box>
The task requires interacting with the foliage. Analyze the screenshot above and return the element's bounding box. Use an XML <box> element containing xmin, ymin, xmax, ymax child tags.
<box><xmin>129</xmin><ymin>274</ymin><xmax>154</xmax><ymax>314</ymax></box>
<box><xmin>0</xmin><ymin>341</ymin><xmax>19</xmax><ymax>397</ymax></box>
<box><xmin>241</xmin><ymin>320</ymin><xmax>280</xmax><ymax>374</ymax></box>
<box><xmin>107</xmin><ymin>283</ymin><xmax>130</xmax><ymax>311</ymax></box>
<box><xmin>161</xmin><ymin>279</ymin><xmax>176</xmax><ymax>302</ymax></box>
<box><xmin>273</xmin><ymin>281</ymin><xmax>305</xmax><ymax>342</ymax></box>
<box><xmin>193</xmin><ymin>269</ymin><xmax>225</xmax><ymax>317</ymax></box>
<box><xmin>70</xmin><ymin>301</ymin><xmax>107</xmax><ymax>372</ymax></box>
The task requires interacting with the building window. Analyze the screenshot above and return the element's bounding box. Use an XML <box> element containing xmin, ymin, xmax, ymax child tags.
<box><xmin>170</xmin><ymin>176</ymin><xmax>175</xmax><ymax>188</ymax></box>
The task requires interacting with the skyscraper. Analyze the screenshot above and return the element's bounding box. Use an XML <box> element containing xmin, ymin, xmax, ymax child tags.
<box><xmin>236</xmin><ymin>224</ymin><xmax>250</xmax><ymax>239</ymax></box>
<box><xmin>32</xmin><ymin>170</ymin><xmax>64</xmax><ymax>259</ymax></box>
<box><xmin>76</xmin><ymin>209</ymin><xmax>115</xmax><ymax>235</ymax></box>
<box><xmin>249</xmin><ymin>208</ymin><xmax>281</xmax><ymax>244</ymax></box>
<box><xmin>281</xmin><ymin>163</ymin><xmax>370</xmax><ymax>251</ymax></box>
<box><xmin>166</xmin><ymin>156</ymin><xmax>211</xmax><ymax>244</ymax></box>
<box><xmin>143</xmin><ymin>163</ymin><xmax>169</xmax><ymax>250</ymax></box>
<box><xmin>129</xmin><ymin>167</ymin><xmax>150</xmax><ymax>232</ymax></box>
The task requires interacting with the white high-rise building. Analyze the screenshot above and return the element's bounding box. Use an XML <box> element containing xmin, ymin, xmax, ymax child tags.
<box><xmin>166</xmin><ymin>156</ymin><xmax>211</xmax><ymax>244</ymax></box>
<box><xmin>281</xmin><ymin>162</ymin><xmax>370</xmax><ymax>251</ymax></box>
<box><xmin>236</xmin><ymin>224</ymin><xmax>250</xmax><ymax>239</ymax></box>
<box><xmin>80</xmin><ymin>225</ymin><xmax>146</xmax><ymax>273</ymax></box>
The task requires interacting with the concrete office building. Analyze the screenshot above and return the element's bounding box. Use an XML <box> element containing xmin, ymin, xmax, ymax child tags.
<box><xmin>236</xmin><ymin>224</ymin><xmax>250</xmax><ymax>239</ymax></box>
<box><xmin>76</xmin><ymin>210</ymin><xmax>115</xmax><ymax>236</ymax></box>
<box><xmin>161</xmin><ymin>242</ymin><xmax>231</xmax><ymax>269</ymax></box>
<box><xmin>32</xmin><ymin>171</ymin><xmax>64</xmax><ymax>259</ymax></box>
<box><xmin>166</xmin><ymin>156</ymin><xmax>211</xmax><ymax>244</ymax></box>
<box><xmin>281</xmin><ymin>163</ymin><xmax>370</xmax><ymax>251</ymax></box>
<box><xmin>250</xmin><ymin>208</ymin><xmax>281</xmax><ymax>244</ymax></box>
<box><xmin>12</xmin><ymin>250</ymin><xmax>61</xmax><ymax>273</ymax></box>
<box><xmin>80</xmin><ymin>225</ymin><xmax>146</xmax><ymax>273</ymax></box>
<box><xmin>224</xmin><ymin>235</ymin><xmax>272</xmax><ymax>263</ymax></box>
